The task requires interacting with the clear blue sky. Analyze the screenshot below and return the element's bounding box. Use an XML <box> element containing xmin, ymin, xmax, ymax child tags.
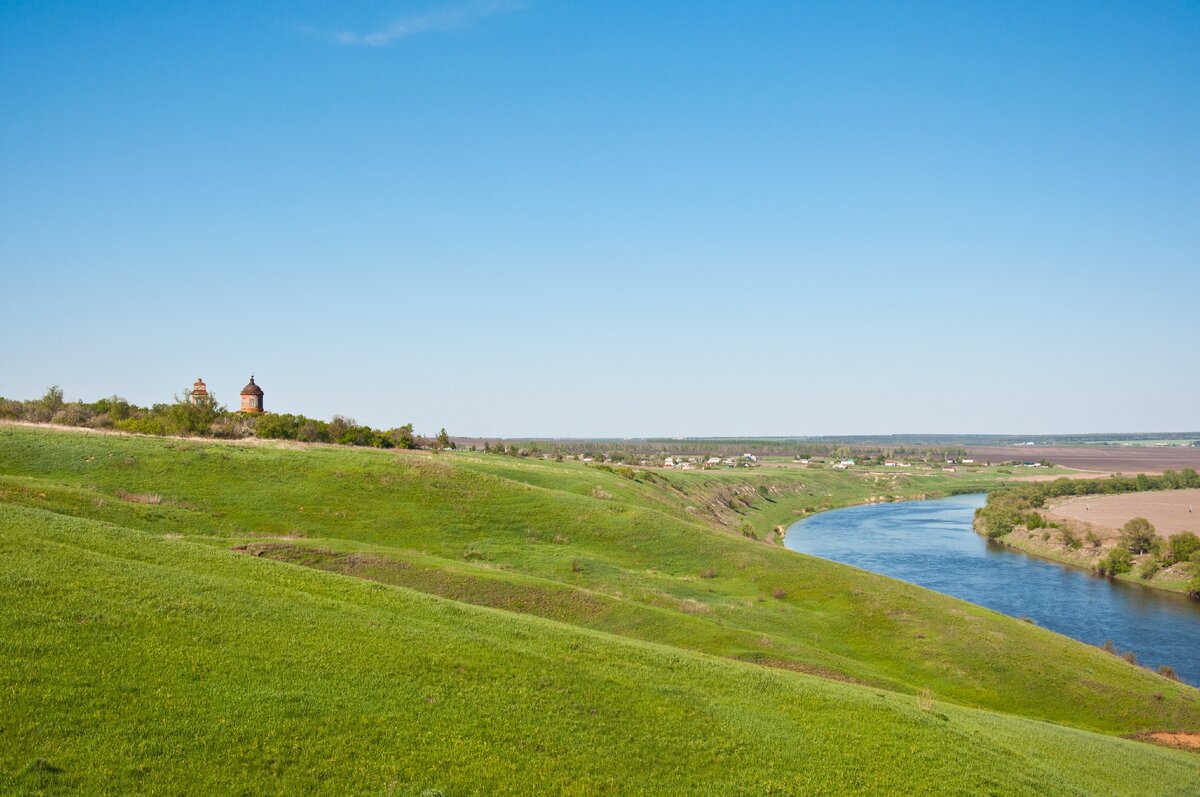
<box><xmin>2</xmin><ymin>1</ymin><xmax>1198</xmax><ymax>437</ymax></box>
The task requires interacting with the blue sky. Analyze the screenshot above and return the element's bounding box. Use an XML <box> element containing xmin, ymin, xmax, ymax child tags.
<box><xmin>2</xmin><ymin>1</ymin><xmax>1198</xmax><ymax>436</ymax></box>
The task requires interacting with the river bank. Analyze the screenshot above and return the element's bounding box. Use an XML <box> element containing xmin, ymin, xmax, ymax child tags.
<box><xmin>983</xmin><ymin>523</ymin><xmax>1195</xmax><ymax>597</ymax></box>
<box><xmin>972</xmin><ymin>485</ymin><xmax>1200</xmax><ymax>600</ymax></box>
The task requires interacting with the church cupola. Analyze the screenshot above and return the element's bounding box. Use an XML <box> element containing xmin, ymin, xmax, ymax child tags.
<box><xmin>239</xmin><ymin>376</ymin><xmax>264</xmax><ymax>414</ymax></box>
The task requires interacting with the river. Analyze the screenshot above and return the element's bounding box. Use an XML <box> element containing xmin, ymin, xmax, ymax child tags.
<box><xmin>785</xmin><ymin>493</ymin><xmax>1200</xmax><ymax>686</ymax></box>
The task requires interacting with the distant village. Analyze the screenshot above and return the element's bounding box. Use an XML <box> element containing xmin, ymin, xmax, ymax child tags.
<box><xmin>546</xmin><ymin>451</ymin><xmax>1053</xmax><ymax>472</ymax></box>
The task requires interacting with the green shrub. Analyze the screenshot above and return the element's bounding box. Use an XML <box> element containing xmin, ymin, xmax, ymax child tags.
<box><xmin>1096</xmin><ymin>548</ymin><xmax>1133</xmax><ymax>577</ymax></box>
<box><xmin>255</xmin><ymin>412</ymin><xmax>304</xmax><ymax>440</ymax></box>
<box><xmin>1119</xmin><ymin>517</ymin><xmax>1157</xmax><ymax>555</ymax></box>
<box><xmin>982</xmin><ymin>507</ymin><xmax>1022</xmax><ymax>538</ymax></box>
<box><xmin>1137</xmin><ymin>558</ymin><xmax>1160</xmax><ymax>580</ymax></box>
<box><xmin>297</xmin><ymin>420</ymin><xmax>330</xmax><ymax>443</ymax></box>
<box><xmin>1165</xmin><ymin>531</ymin><xmax>1200</xmax><ymax>565</ymax></box>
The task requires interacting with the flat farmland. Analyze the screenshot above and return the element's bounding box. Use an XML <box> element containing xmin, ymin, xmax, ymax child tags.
<box><xmin>1045</xmin><ymin>489</ymin><xmax>1200</xmax><ymax>538</ymax></box>
<box><xmin>967</xmin><ymin>445</ymin><xmax>1200</xmax><ymax>474</ymax></box>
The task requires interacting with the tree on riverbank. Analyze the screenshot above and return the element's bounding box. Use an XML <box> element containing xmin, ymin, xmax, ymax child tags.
<box><xmin>1121</xmin><ymin>517</ymin><xmax>1158</xmax><ymax>555</ymax></box>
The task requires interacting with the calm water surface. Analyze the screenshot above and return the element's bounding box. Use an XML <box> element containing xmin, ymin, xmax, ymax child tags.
<box><xmin>786</xmin><ymin>493</ymin><xmax>1200</xmax><ymax>685</ymax></box>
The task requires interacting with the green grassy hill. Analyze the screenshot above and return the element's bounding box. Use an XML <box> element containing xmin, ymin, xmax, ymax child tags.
<box><xmin>2</xmin><ymin>425</ymin><xmax>1199</xmax><ymax>794</ymax></box>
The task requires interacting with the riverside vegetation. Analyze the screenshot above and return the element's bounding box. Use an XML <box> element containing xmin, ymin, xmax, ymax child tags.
<box><xmin>2</xmin><ymin>425</ymin><xmax>1200</xmax><ymax>794</ymax></box>
<box><xmin>975</xmin><ymin>475</ymin><xmax>1200</xmax><ymax>599</ymax></box>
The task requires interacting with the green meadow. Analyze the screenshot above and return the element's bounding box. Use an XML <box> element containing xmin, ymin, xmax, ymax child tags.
<box><xmin>2</xmin><ymin>425</ymin><xmax>1198</xmax><ymax>794</ymax></box>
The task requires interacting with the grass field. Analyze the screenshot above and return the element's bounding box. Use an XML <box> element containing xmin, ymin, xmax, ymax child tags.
<box><xmin>2</xmin><ymin>425</ymin><xmax>1199</xmax><ymax>794</ymax></box>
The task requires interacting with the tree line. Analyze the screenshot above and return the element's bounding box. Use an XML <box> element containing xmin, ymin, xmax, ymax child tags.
<box><xmin>0</xmin><ymin>385</ymin><xmax>453</xmax><ymax>451</ymax></box>
<box><xmin>976</xmin><ymin>474</ymin><xmax>1200</xmax><ymax>598</ymax></box>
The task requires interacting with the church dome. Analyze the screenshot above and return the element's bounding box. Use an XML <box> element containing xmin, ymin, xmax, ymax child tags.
<box><xmin>240</xmin><ymin>376</ymin><xmax>264</xmax><ymax>397</ymax></box>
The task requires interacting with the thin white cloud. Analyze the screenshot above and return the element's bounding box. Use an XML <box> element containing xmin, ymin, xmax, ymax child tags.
<box><xmin>329</xmin><ymin>0</ymin><xmax>527</xmax><ymax>47</ymax></box>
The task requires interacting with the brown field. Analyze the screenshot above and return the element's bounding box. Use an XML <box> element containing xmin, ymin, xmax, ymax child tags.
<box><xmin>1045</xmin><ymin>489</ymin><xmax>1200</xmax><ymax>538</ymax></box>
<box><xmin>967</xmin><ymin>445</ymin><xmax>1200</xmax><ymax>474</ymax></box>
<box><xmin>1011</xmin><ymin>472</ymin><xmax>1112</xmax><ymax>483</ymax></box>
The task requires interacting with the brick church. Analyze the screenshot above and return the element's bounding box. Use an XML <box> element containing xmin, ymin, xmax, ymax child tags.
<box><xmin>189</xmin><ymin>376</ymin><xmax>264</xmax><ymax>414</ymax></box>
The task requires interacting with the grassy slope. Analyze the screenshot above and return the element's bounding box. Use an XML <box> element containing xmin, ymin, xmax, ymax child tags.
<box><xmin>1</xmin><ymin>426</ymin><xmax>1197</xmax><ymax>734</ymax></box>
<box><xmin>0</xmin><ymin>427</ymin><xmax>1198</xmax><ymax>737</ymax></box>
<box><xmin>3</xmin><ymin>504</ymin><xmax>1199</xmax><ymax>796</ymax></box>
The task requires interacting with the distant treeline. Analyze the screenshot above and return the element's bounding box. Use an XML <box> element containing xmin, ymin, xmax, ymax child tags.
<box><xmin>775</xmin><ymin>433</ymin><xmax>1200</xmax><ymax>446</ymax></box>
<box><xmin>514</xmin><ymin>433</ymin><xmax>1197</xmax><ymax>447</ymax></box>
<box><xmin>456</xmin><ymin>437</ymin><xmax>970</xmax><ymax>461</ymax></box>
<box><xmin>0</xmin><ymin>386</ymin><xmax>453</xmax><ymax>451</ymax></box>
<box><xmin>976</xmin><ymin>472</ymin><xmax>1200</xmax><ymax>540</ymax></box>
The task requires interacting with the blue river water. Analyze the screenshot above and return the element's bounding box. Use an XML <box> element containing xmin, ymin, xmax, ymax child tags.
<box><xmin>786</xmin><ymin>493</ymin><xmax>1200</xmax><ymax>686</ymax></box>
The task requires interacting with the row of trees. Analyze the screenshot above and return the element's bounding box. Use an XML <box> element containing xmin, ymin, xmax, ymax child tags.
<box><xmin>1096</xmin><ymin>519</ymin><xmax>1200</xmax><ymax>590</ymax></box>
<box><xmin>0</xmin><ymin>385</ymin><xmax>453</xmax><ymax>451</ymax></box>
<box><xmin>977</xmin><ymin>472</ymin><xmax>1200</xmax><ymax>539</ymax></box>
<box><xmin>977</xmin><ymin>477</ymin><xmax>1200</xmax><ymax>598</ymax></box>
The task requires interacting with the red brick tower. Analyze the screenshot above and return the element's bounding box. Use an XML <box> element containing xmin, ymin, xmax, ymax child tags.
<box><xmin>191</xmin><ymin>378</ymin><xmax>209</xmax><ymax>405</ymax></box>
<box><xmin>239</xmin><ymin>376</ymin><xmax>264</xmax><ymax>414</ymax></box>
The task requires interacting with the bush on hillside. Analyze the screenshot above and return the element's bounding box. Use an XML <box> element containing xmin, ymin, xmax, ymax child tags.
<box><xmin>387</xmin><ymin>424</ymin><xmax>416</xmax><ymax>449</ymax></box>
<box><xmin>337</xmin><ymin>425</ymin><xmax>392</xmax><ymax>448</ymax></box>
<box><xmin>1119</xmin><ymin>517</ymin><xmax>1158</xmax><ymax>555</ymax></box>
<box><xmin>980</xmin><ymin>506</ymin><xmax>1022</xmax><ymax>538</ymax></box>
<box><xmin>256</xmin><ymin>412</ymin><xmax>305</xmax><ymax>440</ymax></box>
<box><xmin>1137</xmin><ymin>558</ymin><xmax>1160</xmax><ymax>580</ymax></box>
<box><xmin>1164</xmin><ymin>531</ymin><xmax>1200</xmax><ymax>565</ymax></box>
<box><xmin>1096</xmin><ymin>548</ymin><xmax>1133</xmax><ymax>578</ymax></box>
